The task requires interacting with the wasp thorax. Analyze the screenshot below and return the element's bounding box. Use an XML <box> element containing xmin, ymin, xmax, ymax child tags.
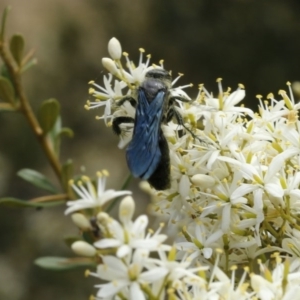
<box><xmin>141</xmin><ymin>69</ymin><xmax>172</xmax><ymax>102</ymax></box>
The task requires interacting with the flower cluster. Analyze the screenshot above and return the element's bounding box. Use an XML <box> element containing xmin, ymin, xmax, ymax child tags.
<box><xmin>65</xmin><ymin>37</ymin><xmax>300</xmax><ymax>299</ymax></box>
<box><xmin>66</xmin><ymin>176</ymin><xmax>300</xmax><ymax>300</ymax></box>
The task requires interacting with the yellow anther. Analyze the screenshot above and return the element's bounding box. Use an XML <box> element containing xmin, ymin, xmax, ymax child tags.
<box><xmin>102</xmin><ymin>169</ymin><xmax>109</xmax><ymax>176</ymax></box>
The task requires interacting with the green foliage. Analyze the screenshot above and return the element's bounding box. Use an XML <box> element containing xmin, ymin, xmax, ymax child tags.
<box><xmin>37</xmin><ymin>98</ymin><xmax>60</xmax><ymax>134</ymax></box>
<box><xmin>0</xmin><ymin>6</ymin><xmax>11</xmax><ymax>41</ymax></box>
<box><xmin>61</xmin><ymin>159</ymin><xmax>74</xmax><ymax>192</ymax></box>
<box><xmin>17</xmin><ymin>168</ymin><xmax>58</xmax><ymax>193</ymax></box>
<box><xmin>34</xmin><ymin>256</ymin><xmax>96</xmax><ymax>271</ymax></box>
<box><xmin>0</xmin><ymin>76</ymin><xmax>15</xmax><ymax>104</ymax></box>
<box><xmin>0</xmin><ymin>197</ymin><xmax>64</xmax><ymax>208</ymax></box>
<box><xmin>9</xmin><ymin>34</ymin><xmax>24</xmax><ymax>66</ymax></box>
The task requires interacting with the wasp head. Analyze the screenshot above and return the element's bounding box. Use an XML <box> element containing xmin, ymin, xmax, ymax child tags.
<box><xmin>145</xmin><ymin>69</ymin><xmax>172</xmax><ymax>87</ymax></box>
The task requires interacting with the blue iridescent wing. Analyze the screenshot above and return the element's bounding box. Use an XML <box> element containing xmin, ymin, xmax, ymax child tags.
<box><xmin>126</xmin><ymin>89</ymin><xmax>165</xmax><ymax>179</ymax></box>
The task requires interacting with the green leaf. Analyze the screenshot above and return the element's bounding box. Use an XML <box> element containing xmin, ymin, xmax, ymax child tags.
<box><xmin>61</xmin><ymin>159</ymin><xmax>74</xmax><ymax>191</ymax></box>
<box><xmin>21</xmin><ymin>58</ymin><xmax>37</xmax><ymax>73</ymax></box>
<box><xmin>0</xmin><ymin>197</ymin><xmax>64</xmax><ymax>208</ymax></box>
<box><xmin>34</xmin><ymin>256</ymin><xmax>96</xmax><ymax>271</ymax></box>
<box><xmin>0</xmin><ymin>6</ymin><xmax>11</xmax><ymax>41</ymax></box>
<box><xmin>17</xmin><ymin>168</ymin><xmax>58</xmax><ymax>193</ymax></box>
<box><xmin>58</xmin><ymin>127</ymin><xmax>74</xmax><ymax>138</ymax></box>
<box><xmin>10</xmin><ymin>34</ymin><xmax>25</xmax><ymax>66</ymax></box>
<box><xmin>37</xmin><ymin>99</ymin><xmax>60</xmax><ymax>134</ymax></box>
<box><xmin>0</xmin><ymin>76</ymin><xmax>14</xmax><ymax>104</ymax></box>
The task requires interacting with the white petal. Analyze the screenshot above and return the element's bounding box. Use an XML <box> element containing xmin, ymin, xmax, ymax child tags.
<box><xmin>130</xmin><ymin>282</ymin><xmax>145</xmax><ymax>300</ymax></box>
<box><xmin>202</xmin><ymin>247</ymin><xmax>213</xmax><ymax>259</ymax></box>
<box><xmin>97</xmin><ymin>280</ymin><xmax>128</xmax><ymax>298</ymax></box>
<box><xmin>221</xmin><ymin>204</ymin><xmax>231</xmax><ymax>232</ymax></box>
<box><xmin>139</xmin><ymin>267</ymin><xmax>169</xmax><ymax>282</ymax></box>
<box><xmin>117</xmin><ymin>244</ymin><xmax>131</xmax><ymax>258</ymax></box>
<box><xmin>225</xmin><ymin>89</ymin><xmax>245</xmax><ymax>107</ymax></box>
<box><xmin>265</xmin><ymin>183</ymin><xmax>284</xmax><ymax>198</ymax></box>
<box><xmin>94</xmin><ymin>238</ymin><xmax>121</xmax><ymax>249</ymax></box>
<box><xmin>179</xmin><ymin>174</ymin><xmax>190</xmax><ymax>198</ymax></box>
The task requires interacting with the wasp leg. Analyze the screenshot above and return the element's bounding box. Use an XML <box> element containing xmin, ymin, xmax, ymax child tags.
<box><xmin>116</xmin><ymin>96</ymin><xmax>137</xmax><ymax>107</ymax></box>
<box><xmin>148</xmin><ymin>131</ymin><xmax>170</xmax><ymax>190</ymax></box>
<box><xmin>112</xmin><ymin>116</ymin><xmax>135</xmax><ymax>135</ymax></box>
<box><xmin>169</xmin><ymin>106</ymin><xmax>204</xmax><ymax>142</ymax></box>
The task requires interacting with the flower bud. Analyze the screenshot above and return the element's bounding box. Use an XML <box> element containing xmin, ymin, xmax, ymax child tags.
<box><xmin>102</xmin><ymin>57</ymin><xmax>119</xmax><ymax>75</ymax></box>
<box><xmin>119</xmin><ymin>196</ymin><xmax>135</xmax><ymax>224</ymax></box>
<box><xmin>71</xmin><ymin>241</ymin><xmax>97</xmax><ymax>257</ymax></box>
<box><xmin>71</xmin><ymin>213</ymin><xmax>92</xmax><ymax>230</ymax></box>
<box><xmin>97</xmin><ymin>211</ymin><xmax>110</xmax><ymax>225</ymax></box>
<box><xmin>108</xmin><ymin>37</ymin><xmax>122</xmax><ymax>60</ymax></box>
<box><xmin>191</xmin><ymin>174</ymin><xmax>215</xmax><ymax>188</ymax></box>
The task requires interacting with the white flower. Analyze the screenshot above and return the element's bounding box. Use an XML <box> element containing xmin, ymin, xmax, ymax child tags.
<box><xmin>176</xmin><ymin>222</ymin><xmax>223</xmax><ymax>259</ymax></box>
<box><xmin>65</xmin><ymin>170</ymin><xmax>131</xmax><ymax>215</ymax></box>
<box><xmin>94</xmin><ymin>196</ymin><xmax>170</xmax><ymax>257</ymax></box>
<box><xmin>93</xmin><ymin>249</ymin><xmax>168</xmax><ymax>300</ymax></box>
<box><xmin>86</xmin><ymin>74</ymin><xmax>126</xmax><ymax>124</ymax></box>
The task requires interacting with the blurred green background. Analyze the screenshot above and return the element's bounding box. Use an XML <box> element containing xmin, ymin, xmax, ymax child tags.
<box><xmin>1</xmin><ymin>0</ymin><xmax>300</xmax><ymax>299</ymax></box>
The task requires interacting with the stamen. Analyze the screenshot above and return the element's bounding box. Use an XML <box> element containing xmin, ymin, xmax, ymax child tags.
<box><xmin>172</xmin><ymin>73</ymin><xmax>183</xmax><ymax>86</ymax></box>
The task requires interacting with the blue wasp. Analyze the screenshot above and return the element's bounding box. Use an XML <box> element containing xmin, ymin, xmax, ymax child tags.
<box><xmin>113</xmin><ymin>69</ymin><xmax>195</xmax><ymax>190</ymax></box>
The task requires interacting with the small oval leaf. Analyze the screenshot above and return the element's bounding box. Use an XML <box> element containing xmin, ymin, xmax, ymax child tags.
<box><xmin>0</xmin><ymin>6</ymin><xmax>11</xmax><ymax>41</ymax></box>
<box><xmin>0</xmin><ymin>76</ymin><xmax>14</xmax><ymax>103</ymax></box>
<box><xmin>17</xmin><ymin>168</ymin><xmax>58</xmax><ymax>193</ymax></box>
<box><xmin>0</xmin><ymin>197</ymin><xmax>64</xmax><ymax>208</ymax></box>
<box><xmin>37</xmin><ymin>99</ymin><xmax>60</xmax><ymax>134</ymax></box>
<box><xmin>10</xmin><ymin>34</ymin><xmax>25</xmax><ymax>66</ymax></box>
<box><xmin>59</xmin><ymin>127</ymin><xmax>74</xmax><ymax>138</ymax></box>
<box><xmin>34</xmin><ymin>256</ymin><xmax>96</xmax><ymax>271</ymax></box>
<box><xmin>21</xmin><ymin>58</ymin><xmax>37</xmax><ymax>73</ymax></box>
